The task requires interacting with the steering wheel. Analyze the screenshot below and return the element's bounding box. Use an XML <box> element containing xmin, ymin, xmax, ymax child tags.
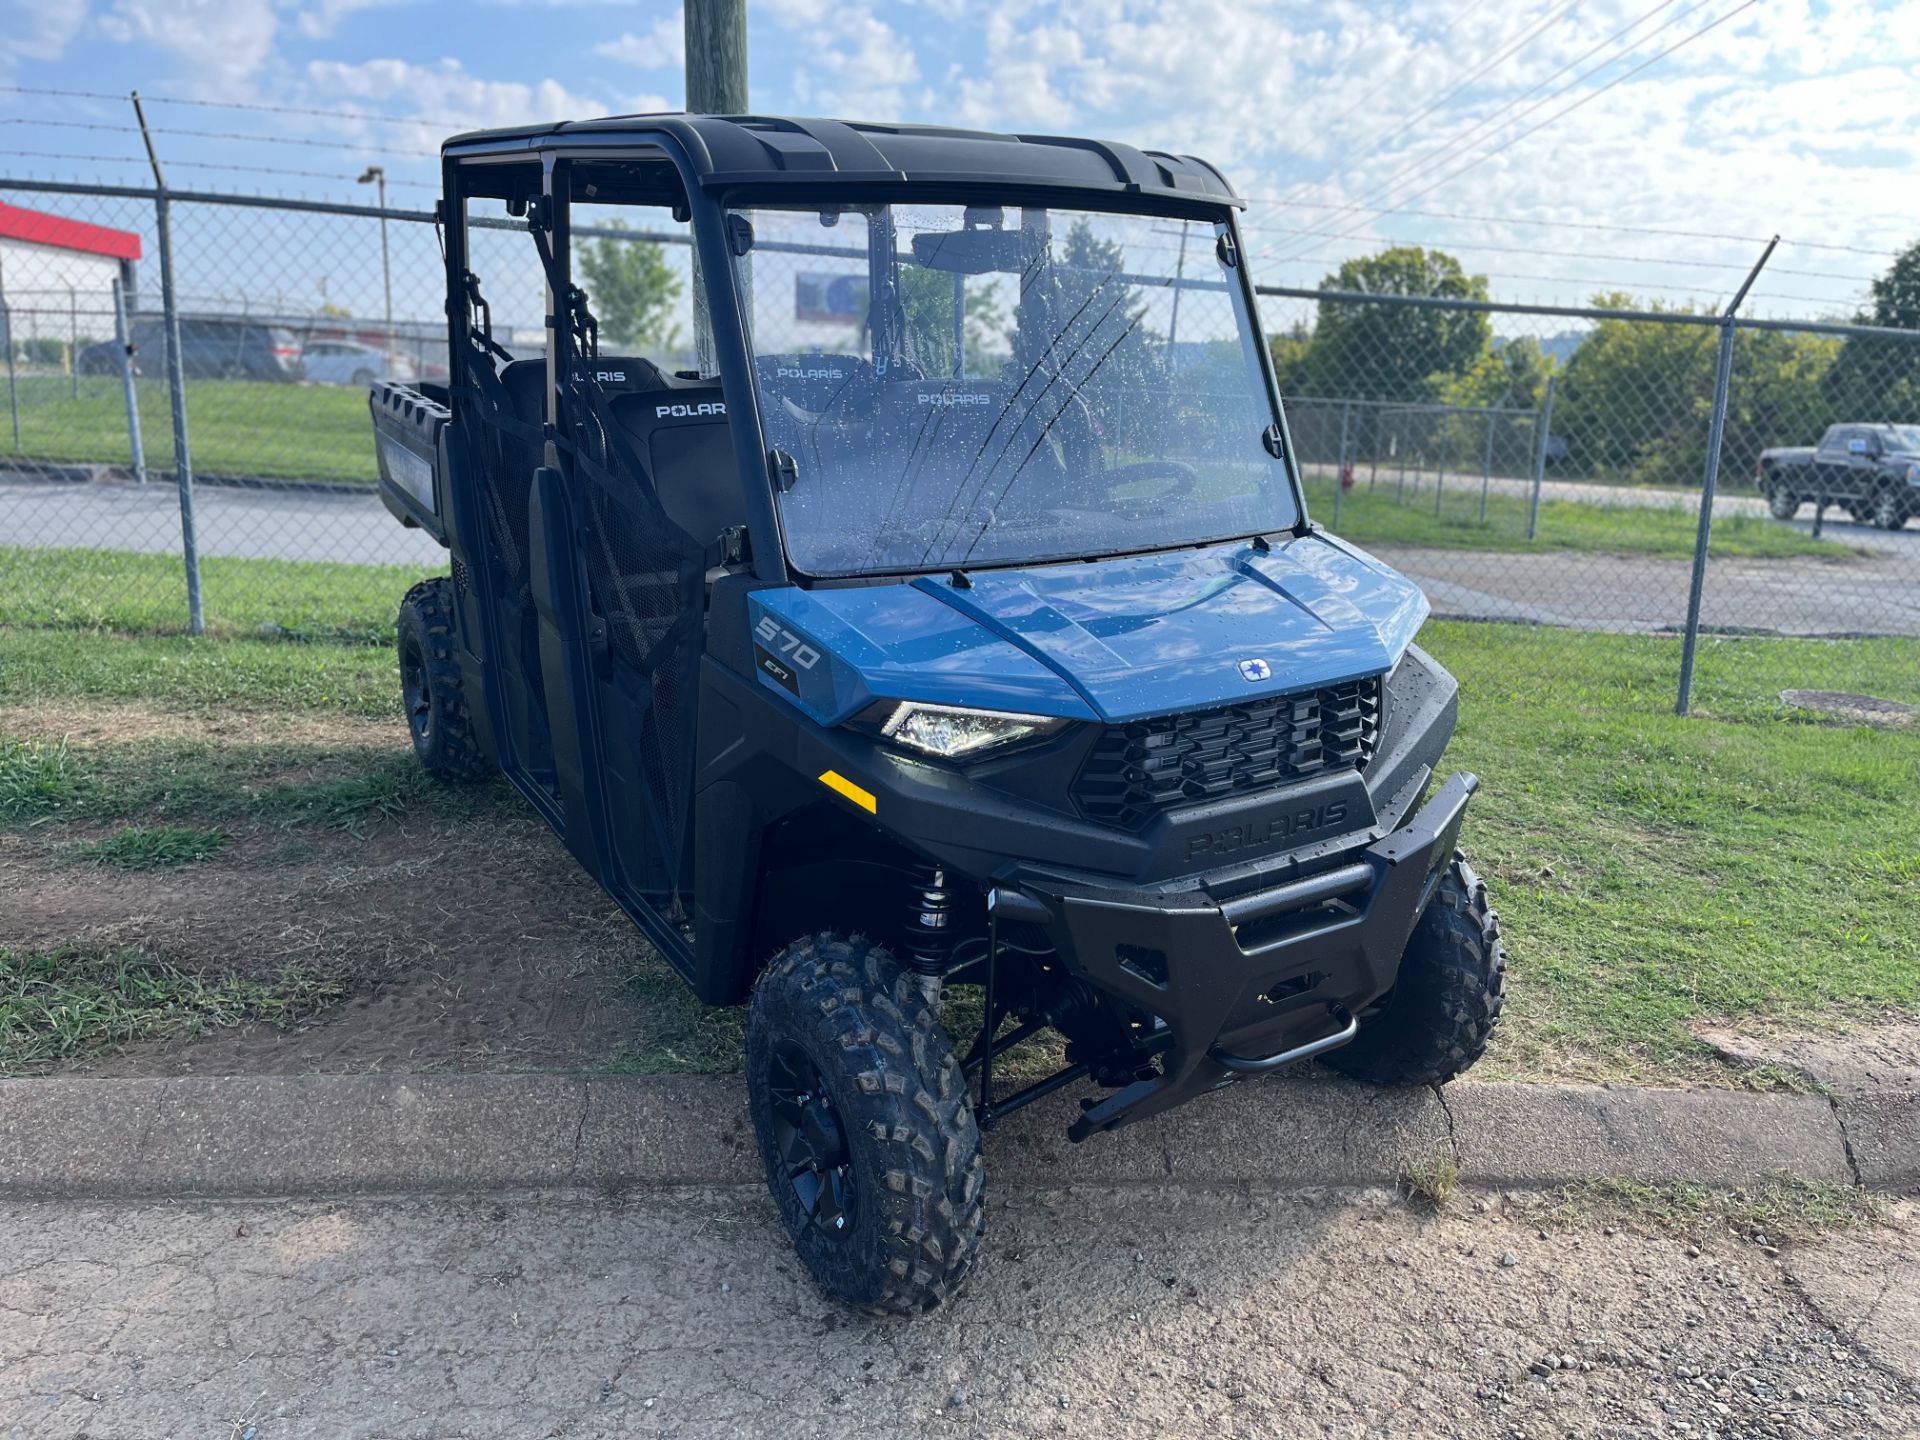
<box><xmin>1102</xmin><ymin>458</ymin><xmax>1200</xmax><ymax>503</ymax></box>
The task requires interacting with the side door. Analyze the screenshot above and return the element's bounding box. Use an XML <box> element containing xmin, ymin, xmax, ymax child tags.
<box><xmin>1814</xmin><ymin>426</ymin><xmax>1860</xmax><ymax>505</ymax></box>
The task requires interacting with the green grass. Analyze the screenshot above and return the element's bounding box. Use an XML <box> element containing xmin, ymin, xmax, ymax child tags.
<box><xmin>0</xmin><ymin>628</ymin><xmax>407</xmax><ymax>718</ymax></box>
<box><xmin>4</xmin><ymin>375</ymin><xmax>377</xmax><ymax>484</ymax></box>
<box><xmin>62</xmin><ymin>823</ymin><xmax>232</xmax><ymax>869</ymax></box>
<box><xmin>0</xmin><ymin>732</ymin><xmax>499</xmax><ymax>833</ymax></box>
<box><xmin>1303</xmin><ymin>475</ymin><xmax>1851</xmax><ymax>560</ymax></box>
<box><xmin>0</xmin><ymin>546</ymin><xmax>425</xmax><ymax>641</ymax></box>
<box><xmin>1425</xmin><ymin>622</ymin><xmax>1920</xmax><ymax>1081</ymax></box>
<box><xmin>0</xmin><ymin>944</ymin><xmax>350</xmax><ymax>1074</ymax></box>
<box><xmin>3</xmin><ymin>555</ymin><xmax>1917</xmax><ymax>1083</ymax></box>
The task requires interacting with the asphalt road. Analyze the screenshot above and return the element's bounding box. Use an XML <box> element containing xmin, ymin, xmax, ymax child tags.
<box><xmin>0</xmin><ymin>476</ymin><xmax>445</xmax><ymax>568</ymax></box>
<box><xmin>3</xmin><ymin>1185</ymin><xmax>1915</xmax><ymax>1439</ymax></box>
<box><xmin>1377</xmin><ymin>540</ymin><xmax>1920</xmax><ymax>637</ymax></box>
<box><xmin>3</xmin><ymin>475</ymin><xmax>1917</xmax><ymax>636</ymax></box>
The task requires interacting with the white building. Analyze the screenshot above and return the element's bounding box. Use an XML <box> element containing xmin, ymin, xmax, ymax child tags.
<box><xmin>0</xmin><ymin>201</ymin><xmax>143</xmax><ymax>357</ymax></box>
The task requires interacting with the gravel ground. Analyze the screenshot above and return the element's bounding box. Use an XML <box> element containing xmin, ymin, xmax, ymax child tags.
<box><xmin>3</xmin><ymin>1185</ymin><xmax>1915</xmax><ymax>1439</ymax></box>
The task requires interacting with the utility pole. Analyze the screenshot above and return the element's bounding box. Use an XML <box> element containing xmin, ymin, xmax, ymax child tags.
<box><xmin>685</xmin><ymin>0</ymin><xmax>747</xmax><ymax>373</ymax></box>
<box><xmin>684</xmin><ymin>0</ymin><xmax>748</xmax><ymax>112</ymax></box>
<box><xmin>358</xmin><ymin>166</ymin><xmax>394</xmax><ymax>375</ymax></box>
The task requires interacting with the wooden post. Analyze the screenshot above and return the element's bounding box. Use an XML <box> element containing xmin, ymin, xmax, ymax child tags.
<box><xmin>684</xmin><ymin>0</ymin><xmax>748</xmax><ymax>374</ymax></box>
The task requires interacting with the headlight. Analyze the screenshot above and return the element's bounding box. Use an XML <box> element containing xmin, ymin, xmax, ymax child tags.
<box><xmin>875</xmin><ymin>701</ymin><xmax>1066</xmax><ymax>760</ymax></box>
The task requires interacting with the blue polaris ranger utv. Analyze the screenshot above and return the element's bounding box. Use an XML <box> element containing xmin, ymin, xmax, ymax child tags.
<box><xmin>371</xmin><ymin>114</ymin><xmax>1505</xmax><ymax>1313</ymax></box>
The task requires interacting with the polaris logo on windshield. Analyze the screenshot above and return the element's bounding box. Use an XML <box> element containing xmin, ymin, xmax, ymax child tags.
<box><xmin>776</xmin><ymin>366</ymin><xmax>846</xmax><ymax>381</ymax></box>
<box><xmin>655</xmin><ymin>401</ymin><xmax>727</xmax><ymax>418</ymax></box>
<box><xmin>919</xmin><ymin>392</ymin><xmax>992</xmax><ymax>407</ymax></box>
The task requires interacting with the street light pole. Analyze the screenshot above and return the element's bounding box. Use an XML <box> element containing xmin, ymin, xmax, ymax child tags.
<box><xmin>358</xmin><ymin>165</ymin><xmax>394</xmax><ymax>375</ymax></box>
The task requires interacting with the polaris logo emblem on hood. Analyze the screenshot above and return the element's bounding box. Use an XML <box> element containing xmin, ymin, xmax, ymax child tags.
<box><xmin>655</xmin><ymin>401</ymin><xmax>727</xmax><ymax>418</ymax></box>
<box><xmin>1238</xmin><ymin>658</ymin><xmax>1272</xmax><ymax>683</ymax></box>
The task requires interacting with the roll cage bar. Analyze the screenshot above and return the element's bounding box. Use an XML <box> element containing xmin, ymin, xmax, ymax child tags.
<box><xmin>437</xmin><ymin>115</ymin><xmax>1306</xmax><ymax>588</ymax></box>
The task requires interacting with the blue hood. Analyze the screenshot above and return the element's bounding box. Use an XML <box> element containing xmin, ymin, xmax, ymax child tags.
<box><xmin>750</xmin><ymin>533</ymin><xmax>1428</xmax><ymax>726</ymax></box>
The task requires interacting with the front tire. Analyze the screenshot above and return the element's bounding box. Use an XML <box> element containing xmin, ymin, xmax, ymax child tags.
<box><xmin>1872</xmin><ymin>488</ymin><xmax>1909</xmax><ymax>530</ymax></box>
<box><xmin>1767</xmin><ymin>487</ymin><xmax>1799</xmax><ymax>520</ymax></box>
<box><xmin>747</xmin><ymin>935</ymin><xmax>985</xmax><ymax>1314</ymax></box>
<box><xmin>1322</xmin><ymin>852</ymin><xmax>1506</xmax><ymax>1087</ymax></box>
<box><xmin>396</xmin><ymin>577</ymin><xmax>490</xmax><ymax>782</ymax></box>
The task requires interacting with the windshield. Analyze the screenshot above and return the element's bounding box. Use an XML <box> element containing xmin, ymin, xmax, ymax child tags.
<box><xmin>1877</xmin><ymin>424</ymin><xmax>1920</xmax><ymax>452</ymax></box>
<box><xmin>730</xmin><ymin>201</ymin><xmax>1297</xmax><ymax>576</ymax></box>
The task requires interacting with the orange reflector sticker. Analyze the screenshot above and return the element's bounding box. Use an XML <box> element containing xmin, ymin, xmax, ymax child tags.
<box><xmin>818</xmin><ymin>770</ymin><xmax>877</xmax><ymax>814</ymax></box>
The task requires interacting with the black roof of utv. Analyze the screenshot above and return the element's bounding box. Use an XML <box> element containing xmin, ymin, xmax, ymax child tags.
<box><xmin>443</xmin><ymin>112</ymin><xmax>1242</xmax><ymax>208</ymax></box>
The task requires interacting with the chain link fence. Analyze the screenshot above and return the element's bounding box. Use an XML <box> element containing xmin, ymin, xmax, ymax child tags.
<box><xmin>3</xmin><ymin>178</ymin><xmax>1917</xmax><ymax>715</ymax></box>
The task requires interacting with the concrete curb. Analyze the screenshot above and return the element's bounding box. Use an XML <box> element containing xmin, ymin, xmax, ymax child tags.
<box><xmin>2</xmin><ymin>1071</ymin><xmax>1903</xmax><ymax>1200</ymax></box>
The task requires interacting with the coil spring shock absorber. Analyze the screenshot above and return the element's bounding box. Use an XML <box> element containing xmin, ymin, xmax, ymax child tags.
<box><xmin>903</xmin><ymin>861</ymin><xmax>954</xmax><ymax>1002</ymax></box>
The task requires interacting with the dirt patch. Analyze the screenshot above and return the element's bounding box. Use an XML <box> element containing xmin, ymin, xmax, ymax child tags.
<box><xmin>0</xmin><ymin>810</ymin><xmax>719</xmax><ymax>1077</ymax></box>
<box><xmin>0</xmin><ymin>700</ymin><xmax>400</xmax><ymax>750</ymax></box>
<box><xmin>1694</xmin><ymin>1017</ymin><xmax>1920</xmax><ymax>1095</ymax></box>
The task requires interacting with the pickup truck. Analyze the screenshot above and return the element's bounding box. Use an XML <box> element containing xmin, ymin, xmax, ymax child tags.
<box><xmin>1755</xmin><ymin>423</ymin><xmax>1920</xmax><ymax>529</ymax></box>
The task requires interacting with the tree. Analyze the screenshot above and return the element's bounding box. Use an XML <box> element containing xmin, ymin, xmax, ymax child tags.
<box><xmin>576</xmin><ymin>221</ymin><xmax>682</xmax><ymax>352</ymax></box>
<box><xmin>1267</xmin><ymin>319</ymin><xmax>1311</xmax><ymax>394</ymax></box>
<box><xmin>1555</xmin><ymin>292</ymin><xmax>1840</xmax><ymax>485</ymax></box>
<box><xmin>1023</xmin><ymin>217</ymin><xmax>1168</xmax><ymax>448</ymax></box>
<box><xmin>1821</xmin><ymin>236</ymin><xmax>1920</xmax><ymax>422</ymax></box>
<box><xmin>1295</xmin><ymin>246</ymin><xmax>1491</xmax><ymax>402</ymax></box>
<box><xmin>897</xmin><ymin>264</ymin><xmax>1008</xmax><ymax>378</ymax></box>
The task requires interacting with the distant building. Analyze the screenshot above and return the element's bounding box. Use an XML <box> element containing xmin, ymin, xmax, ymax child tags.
<box><xmin>0</xmin><ymin>202</ymin><xmax>143</xmax><ymax>355</ymax></box>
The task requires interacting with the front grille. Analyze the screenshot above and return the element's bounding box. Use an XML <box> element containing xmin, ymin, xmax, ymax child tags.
<box><xmin>1072</xmin><ymin>675</ymin><xmax>1384</xmax><ymax>830</ymax></box>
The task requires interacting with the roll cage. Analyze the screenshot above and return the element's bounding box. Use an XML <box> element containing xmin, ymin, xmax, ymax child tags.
<box><xmin>437</xmin><ymin>114</ymin><xmax>1310</xmax><ymax>587</ymax></box>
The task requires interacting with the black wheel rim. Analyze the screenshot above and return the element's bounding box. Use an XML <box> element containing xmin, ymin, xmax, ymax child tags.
<box><xmin>400</xmin><ymin>634</ymin><xmax>432</xmax><ymax>743</ymax></box>
<box><xmin>767</xmin><ymin>1040</ymin><xmax>856</xmax><ymax>1239</ymax></box>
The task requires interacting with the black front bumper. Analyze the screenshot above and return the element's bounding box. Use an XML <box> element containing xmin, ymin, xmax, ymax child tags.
<box><xmin>1011</xmin><ymin>771</ymin><xmax>1478</xmax><ymax>1141</ymax></box>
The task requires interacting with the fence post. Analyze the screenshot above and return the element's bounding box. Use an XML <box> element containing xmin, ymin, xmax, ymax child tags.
<box><xmin>1479</xmin><ymin>411</ymin><xmax>1495</xmax><ymax>522</ymax></box>
<box><xmin>112</xmin><ymin>276</ymin><xmax>146</xmax><ymax>487</ymax></box>
<box><xmin>1675</xmin><ymin>237</ymin><xmax>1777</xmax><ymax>716</ymax></box>
<box><xmin>0</xmin><ymin>245</ymin><xmax>17</xmax><ymax>453</ymax></box>
<box><xmin>135</xmin><ymin>92</ymin><xmax>204</xmax><ymax>635</ymax></box>
<box><xmin>1527</xmin><ymin>374</ymin><xmax>1555</xmax><ymax>541</ymax></box>
<box><xmin>1333</xmin><ymin>400</ymin><xmax>1350</xmax><ymax>530</ymax></box>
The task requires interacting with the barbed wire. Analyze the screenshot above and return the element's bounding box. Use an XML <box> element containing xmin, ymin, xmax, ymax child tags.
<box><xmin>0</xmin><ymin>83</ymin><xmax>456</xmax><ymax>129</ymax></box>
<box><xmin>0</xmin><ymin>149</ymin><xmax>439</xmax><ymax>189</ymax></box>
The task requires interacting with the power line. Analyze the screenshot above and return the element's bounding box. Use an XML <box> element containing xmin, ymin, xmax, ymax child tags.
<box><xmin>1265</xmin><ymin>0</ymin><xmax>1765</xmax><ymax>268</ymax></box>
<box><xmin>1298</xmin><ymin>0</ymin><xmax>1699</xmax><ymax>240</ymax></box>
<box><xmin>1294</xmin><ymin>0</ymin><xmax>1591</xmax><ymax>212</ymax></box>
<box><xmin>1265</xmin><ymin>0</ymin><xmax>1497</xmax><ymax>207</ymax></box>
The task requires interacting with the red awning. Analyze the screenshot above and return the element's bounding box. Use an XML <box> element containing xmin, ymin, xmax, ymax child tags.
<box><xmin>0</xmin><ymin>202</ymin><xmax>143</xmax><ymax>261</ymax></box>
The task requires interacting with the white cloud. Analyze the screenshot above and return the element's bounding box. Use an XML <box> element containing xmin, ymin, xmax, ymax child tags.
<box><xmin>304</xmin><ymin>57</ymin><xmax>611</xmax><ymax>130</ymax></box>
<box><xmin>0</xmin><ymin>0</ymin><xmax>87</xmax><ymax>65</ymax></box>
<box><xmin>759</xmin><ymin>0</ymin><xmax>922</xmax><ymax>119</ymax></box>
<box><xmin>100</xmin><ymin>0</ymin><xmax>278</xmax><ymax>80</ymax></box>
<box><xmin>596</xmin><ymin>11</ymin><xmax>684</xmax><ymax>70</ymax></box>
<box><xmin>293</xmin><ymin>0</ymin><xmax>409</xmax><ymax>40</ymax></box>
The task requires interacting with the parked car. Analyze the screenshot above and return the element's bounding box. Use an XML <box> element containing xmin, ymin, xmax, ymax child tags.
<box><xmin>75</xmin><ymin>318</ymin><xmax>304</xmax><ymax>383</ymax></box>
<box><xmin>1756</xmin><ymin>422</ymin><xmax>1920</xmax><ymax>529</ymax></box>
<box><xmin>302</xmin><ymin>339</ymin><xmax>416</xmax><ymax>387</ymax></box>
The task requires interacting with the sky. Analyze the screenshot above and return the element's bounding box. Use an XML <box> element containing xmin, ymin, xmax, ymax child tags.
<box><xmin>0</xmin><ymin>0</ymin><xmax>1915</xmax><ymax>326</ymax></box>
